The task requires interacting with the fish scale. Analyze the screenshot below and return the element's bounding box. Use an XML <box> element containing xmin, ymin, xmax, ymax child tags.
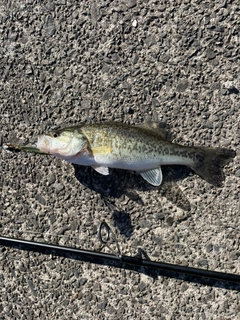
<box><xmin>82</xmin><ymin>123</ymin><xmax>172</xmax><ymax>163</ymax></box>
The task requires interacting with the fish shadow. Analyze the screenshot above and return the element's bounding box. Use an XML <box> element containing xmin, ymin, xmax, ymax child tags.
<box><xmin>73</xmin><ymin>164</ymin><xmax>192</xmax><ymax>232</ymax></box>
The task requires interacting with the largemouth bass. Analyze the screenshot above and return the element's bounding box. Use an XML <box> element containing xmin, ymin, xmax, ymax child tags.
<box><xmin>33</xmin><ymin>122</ymin><xmax>235</xmax><ymax>187</ymax></box>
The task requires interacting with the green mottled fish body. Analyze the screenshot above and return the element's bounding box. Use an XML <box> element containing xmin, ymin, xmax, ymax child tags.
<box><xmin>35</xmin><ymin>122</ymin><xmax>236</xmax><ymax>187</ymax></box>
<box><xmin>79</xmin><ymin>123</ymin><xmax>196</xmax><ymax>169</ymax></box>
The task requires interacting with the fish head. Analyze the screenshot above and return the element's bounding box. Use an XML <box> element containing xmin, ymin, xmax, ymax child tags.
<box><xmin>37</xmin><ymin>127</ymin><xmax>87</xmax><ymax>157</ymax></box>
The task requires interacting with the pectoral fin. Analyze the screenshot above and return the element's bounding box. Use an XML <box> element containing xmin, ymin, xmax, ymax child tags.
<box><xmin>140</xmin><ymin>167</ymin><xmax>163</xmax><ymax>186</ymax></box>
<box><xmin>92</xmin><ymin>165</ymin><xmax>109</xmax><ymax>175</ymax></box>
<box><xmin>91</xmin><ymin>146</ymin><xmax>112</xmax><ymax>156</ymax></box>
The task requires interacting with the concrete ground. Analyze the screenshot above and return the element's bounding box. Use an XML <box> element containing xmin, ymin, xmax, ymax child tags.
<box><xmin>0</xmin><ymin>0</ymin><xmax>239</xmax><ymax>319</ymax></box>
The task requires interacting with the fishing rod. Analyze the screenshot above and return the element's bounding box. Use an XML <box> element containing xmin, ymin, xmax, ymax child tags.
<box><xmin>0</xmin><ymin>221</ymin><xmax>240</xmax><ymax>284</ymax></box>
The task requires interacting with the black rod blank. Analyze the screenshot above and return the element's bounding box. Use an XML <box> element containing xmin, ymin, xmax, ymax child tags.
<box><xmin>0</xmin><ymin>235</ymin><xmax>240</xmax><ymax>284</ymax></box>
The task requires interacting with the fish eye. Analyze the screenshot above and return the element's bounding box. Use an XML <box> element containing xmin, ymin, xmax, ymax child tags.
<box><xmin>52</xmin><ymin>132</ymin><xmax>59</xmax><ymax>138</ymax></box>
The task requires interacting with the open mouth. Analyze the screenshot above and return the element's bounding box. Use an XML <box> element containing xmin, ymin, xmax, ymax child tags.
<box><xmin>36</xmin><ymin>135</ymin><xmax>51</xmax><ymax>153</ymax></box>
<box><xmin>37</xmin><ymin>135</ymin><xmax>73</xmax><ymax>156</ymax></box>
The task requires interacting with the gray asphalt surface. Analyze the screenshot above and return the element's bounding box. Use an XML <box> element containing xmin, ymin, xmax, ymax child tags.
<box><xmin>0</xmin><ymin>0</ymin><xmax>239</xmax><ymax>319</ymax></box>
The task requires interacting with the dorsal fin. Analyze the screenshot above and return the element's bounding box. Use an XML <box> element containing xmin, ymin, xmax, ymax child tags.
<box><xmin>136</xmin><ymin>122</ymin><xmax>171</xmax><ymax>141</ymax></box>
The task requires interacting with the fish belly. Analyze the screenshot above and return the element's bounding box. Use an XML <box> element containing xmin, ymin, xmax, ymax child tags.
<box><xmin>92</xmin><ymin>147</ymin><xmax>195</xmax><ymax>171</ymax></box>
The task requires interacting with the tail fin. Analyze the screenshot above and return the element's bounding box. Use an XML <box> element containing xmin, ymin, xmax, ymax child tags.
<box><xmin>192</xmin><ymin>147</ymin><xmax>236</xmax><ymax>187</ymax></box>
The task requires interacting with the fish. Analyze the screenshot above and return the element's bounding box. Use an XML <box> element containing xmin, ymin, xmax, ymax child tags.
<box><xmin>33</xmin><ymin>122</ymin><xmax>236</xmax><ymax>187</ymax></box>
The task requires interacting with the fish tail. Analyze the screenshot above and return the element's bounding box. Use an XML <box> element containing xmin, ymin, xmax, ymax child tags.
<box><xmin>191</xmin><ymin>147</ymin><xmax>236</xmax><ymax>187</ymax></box>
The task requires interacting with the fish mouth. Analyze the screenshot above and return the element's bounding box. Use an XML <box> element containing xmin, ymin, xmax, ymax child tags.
<box><xmin>36</xmin><ymin>135</ymin><xmax>51</xmax><ymax>153</ymax></box>
<box><xmin>36</xmin><ymin>135</ymin><xmax>73</xmax><ymax>156</ymax></box>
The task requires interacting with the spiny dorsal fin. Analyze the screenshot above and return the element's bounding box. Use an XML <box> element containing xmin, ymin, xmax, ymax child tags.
<box><xmin>136</xmin><ymin>122</ymin><xmax>171</xmax><ymax>141</ymax></box>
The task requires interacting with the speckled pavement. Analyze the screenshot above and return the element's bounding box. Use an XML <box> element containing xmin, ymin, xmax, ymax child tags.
<box><xmin>0</xmin><ymin>1</ymin><xmax>239</xmax><ymax>319</ymax></box>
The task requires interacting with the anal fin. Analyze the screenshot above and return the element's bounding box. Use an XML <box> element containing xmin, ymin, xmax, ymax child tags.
<box><xmin>140</xmin><ymin>167</ymin><xmax>163</xmax><ymax>186</ymax></box>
